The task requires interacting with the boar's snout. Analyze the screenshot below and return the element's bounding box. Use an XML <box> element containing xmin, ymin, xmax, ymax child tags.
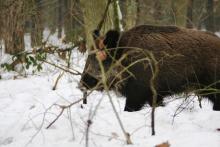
<box><xmin>79</xmin><ymin>73</ymin><xmax>99</xmax><ymax>91</ymax></box>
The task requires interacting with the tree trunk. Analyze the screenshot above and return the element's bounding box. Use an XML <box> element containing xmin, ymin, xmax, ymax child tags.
<box><xmin>31</xmin><ymin>0</ymin><xmax>43</xmax><ymax>47</ymax></box>
<box><xmin>119</xmin><ymin>0</ymin><xmax>126</xmax><ymax>29</ymax></box>
<box><xmin>186</xmin><ymin>0</ymin><xmax>194</xmax><ymax>28</ymax></box>
<box><xmin>122</xmin><ymin>0</ymin><xmax>137</xmax><ymax>30</ymax></box>
<box><xmin>214</xmin><ymin>0</ymin><xmax>220</xmax><ymax>31</ymax></box>
<box><xmin>113</xmin><ymin>0</ymin><xmax>122</xmax><ymax>31</ymax></box>
<box><xmin>119</xmin><ymin>0</ymin><xmax>137</xmax><ymax>30</ymax></box>
<box><xmin>171</xmin><ymin>0</ymin><xmax>188</xmax><ymax>26</ymax></box>
<box><xmin>153</xmin><ymin>0</ymin><xmax>162</xmax><ymax>24</ymax></box>
<box><xmin>205</xmin><ymin>0</ymin><xmax>215</xmax><ymax>32</ymax></box>
<box><xmin>0</xmin><ymin>1</ymin><xmax>3</xmax><ymax>40</ymax></box>
<box><xmin>0</xmin><ymin>2</ymin><xmax>3</xmax><ymax>40</ymax></box>
<box><xmin>4</xmin><ymin>0</ymin><xmax>25</xmax><ymax>54</ymax></box>
<box><xmin>80</xmin><ymin>0</ymin><xmax>112</xmax><ymax>47</ymax></box>
<box><xmin>58</xmin><ymin>0</ymin><xmax>63</xmax><ymax>38</ymax></box>
<box><xmin>64</xmin><ymin>0</ymin><xmax>84</xmax><ymax>43</ymax></box>
<box><xmin>49</xmin><ymin>0</ymin><xmax>57</xmax><ymax>34</ymax></box>
<box><xmin>191</xmin><ymin>0</ymin><xmax>206</xmax><ymax>29</ymax></box>
<box><xmin>136</xmin><ymin>0</ymin><xmax>172</xmax><ymax>26</ymax></box>
<box><xmin>136</xmin><ymin>0</ymin><xmax>150</xmax><ymax>25</ymax></box>
<box><xmin>64</xmin><ymin>0</ymin><xmax>74</xmax><ymax>42</ymax></box>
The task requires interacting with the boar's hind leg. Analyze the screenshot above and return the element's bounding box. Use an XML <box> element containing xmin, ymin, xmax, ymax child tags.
<box><xmin>202</xmin><ymin>83</ymin><xmax>220</xmax><ymax>111</ymax></box>
<box><xmin>213</xmin><ymin>98</ymin><xmax>220</xmax><ymax>111</ymax></box>
<box><xmin>207</xmin><ymin>94</ymin><xmax>220</xmax><ymax>111</ymax></box>
<box><xmin>205</xmin><ymin>82</ymin><xmax>220</xmax><ymax>111</ymax></box>
<box><xmin>198</xmin><ymin>90</ymin><xmax>220</xmax><ymax>111</ymax></box>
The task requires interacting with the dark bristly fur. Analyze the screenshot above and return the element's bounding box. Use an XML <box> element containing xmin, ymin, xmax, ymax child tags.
<box><xmin>80</xmin><ymin>25</ymin><xmax>220</xmax><ymax>112</ymax></box>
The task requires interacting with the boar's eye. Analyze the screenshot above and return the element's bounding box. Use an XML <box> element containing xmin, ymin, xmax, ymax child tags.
<box><xmin>103</xmin><ymin>30</ymin><xmax>120</xmax><ymax>49</ymax></box>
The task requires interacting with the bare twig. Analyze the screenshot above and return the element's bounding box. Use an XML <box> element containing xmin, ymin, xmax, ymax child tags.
<box><xmin>46</xmin><ymin>107</ymin><xmax>65</xmax><ymax>129</ymax></box>
<box><xmin>52</xmin><ymin>71</ymin><xmax>64</xmax><ymax>90</ymax></box>
<box><xmin>85</xmin><ymin>108</ymin><xmax>93</xmax><ymax>147</ymax></box>
<box><xmin>67</xmin><ymin>108</ymin><xmax>75</xmax><ymax>140</ymax></box>
<box><xmin>97</xmin><ymin>52</ymin><xmax>132</xmax><ymax>144</ymax></box>
<box><xmin>148</xmin><ymin>52</ymin><xmax>159</xmax><ymax>136</ymax></box>
<box><xmin>42</xmin><ymin>59</ymin><xmax>81</xmax><ymax>75</ymax></box>
<box><xmin>25</xmin><ymin>104</ymin><xmax>54</xmax><ymax>147</ymax></box>
<box><xmin>46</xmin><ymin>97</ymin><xmax>86</xmax><ymax>129</ymax></box>
<box><xmin>96</xmin><ymin>0</ymin><xmax>113</xmax><ymax>31</ymax></box>
<box><xmin>172</xmin><ymin>95</ymin><xmax>195</xmax><ymax>124</ymax></box>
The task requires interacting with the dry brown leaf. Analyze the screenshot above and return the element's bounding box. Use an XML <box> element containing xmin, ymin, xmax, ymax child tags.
<box><xmin>155</xmin><ymin>141</ymin><xmax>170</xmax><ymax>147</ymax></box>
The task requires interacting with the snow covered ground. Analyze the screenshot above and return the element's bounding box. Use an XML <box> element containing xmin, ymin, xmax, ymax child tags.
<box><xmin>0</xmin><ymin>31</ymin><xmax>219</xmax><ymax>147</ymax></box>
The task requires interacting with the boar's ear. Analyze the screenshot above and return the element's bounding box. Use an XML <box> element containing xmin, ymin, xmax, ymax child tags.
<box><xmin>103</xmin><ymin>30</ymin><xmax>120</xmax><ymax>49</ymax></box>
<box><xmin>92</xmin><ymin>29</ymin><xmax>100</xmax><ymax>40</ymax></box>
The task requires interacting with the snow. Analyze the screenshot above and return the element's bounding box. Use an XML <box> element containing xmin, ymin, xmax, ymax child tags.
<box><xmin>0</xmin><ymin>32</ymin><xmax>220</xmax><ymax>147</ymax></box>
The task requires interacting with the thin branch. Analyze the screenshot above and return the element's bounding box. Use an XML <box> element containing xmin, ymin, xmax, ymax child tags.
<box><xmin>97</xmin><ymin>51</ymin><xmax>132</xmax><ymax>144</ymax></box>
<box><xmin>148</xmin><ymin>52</ymin><xmax>159</xmax><ymax>136</ymax></box>
<box><xmin>42</xmin><ymin>59</ymin><xmax>81</xmax><ymax>75</ymax></box>
<box><xmin>52</xmin><ymin>71</ymin><xmax>64</xmax><ymax>90</ymax></box>
<box><xmin>46</xmin><ymin>97</ymin><xmax>86</xmax><ymax>129</ymax></box>
<box><xmin>96</xmin><ymin>0</ymin><xmax>113</xmax><ymax>31</ymax></box>
<box><xmin>46</xmin><ymin>107</ymin><xmax>64</xmax><ymax>129</ymax></box>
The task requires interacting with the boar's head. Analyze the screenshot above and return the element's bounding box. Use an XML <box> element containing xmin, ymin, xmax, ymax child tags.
<box><xmin>79</xmin><ymin>30</ymin><xmax>122</xmax><ymax>91</ymax></box>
